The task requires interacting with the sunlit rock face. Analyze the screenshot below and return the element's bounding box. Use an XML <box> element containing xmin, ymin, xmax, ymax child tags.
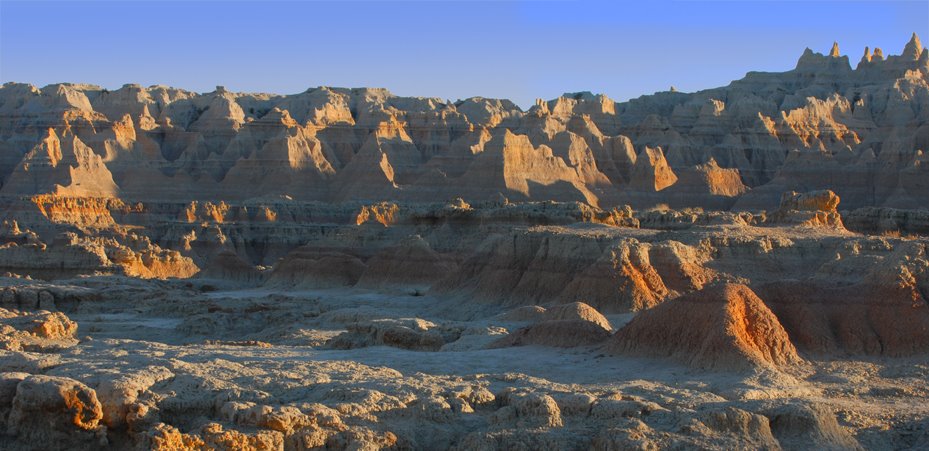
<box><xmin>608</xmin><ymin>283</ymin><xmax>802</xmax><ymax>371</ymax></box>
<box><xmin>0</xmin><ymin>36</ymin><xmax>928</xmax><ymax>451</ymax></box>
<box><xmin>1</xmin><ymin>35</ymin><xmax>927</xmax><ymax>210</ymax></box>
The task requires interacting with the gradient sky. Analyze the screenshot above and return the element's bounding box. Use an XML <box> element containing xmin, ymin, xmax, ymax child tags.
<box><xmin>1</xmin><ymin>0</ymin><xmax>927</xmax><ymax>108</ymax></box>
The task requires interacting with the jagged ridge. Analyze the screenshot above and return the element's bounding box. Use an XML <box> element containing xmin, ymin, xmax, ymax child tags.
<box><xmin>0</xmin><ymin>35</ymin><xmax>926</xmax><ymax>211</ymax></box>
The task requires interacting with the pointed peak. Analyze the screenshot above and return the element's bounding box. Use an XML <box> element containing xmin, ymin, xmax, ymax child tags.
<box><xmin>116</xmin><ymin>113</ymin><xmax>134</xmax><ymax>127</ymax></box>
<box><xmin>904</xmin><ymin>32</ymin><xmax>923</xmax><ymax>59</ymax></box>
<box><xmin>639</xmin><ymin>145</ymin><xmax>665</xmax><ymax>159</ymax></box>
<box><xmin>796</xmin><ymin>47</ymin><xmax>831</xmax><ymax>71</ymax></box>
<box><xmin>857</xmin><ymin>47</ymin><xmax>873</xmax><ymax>69</ymax></box>
<box><xmin>531</xmin><ymin>98</ymin><xmax>551</xmax><ymax>116</ymax></box>
<box><xmin>873</xmin><ymin>47</ymin><xmax>884</xmax><ymax>61</ymax></box>
<box><xmin>829</xmin><ymin>41</ymin><xmax>841</xmax><ymax>57</ymax></box>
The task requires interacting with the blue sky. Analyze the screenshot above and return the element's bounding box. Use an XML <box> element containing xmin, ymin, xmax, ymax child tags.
<box><xmin>1</xmin><ymin>1</ymin><xmax>927</xmax><ymax>108</ymax></box>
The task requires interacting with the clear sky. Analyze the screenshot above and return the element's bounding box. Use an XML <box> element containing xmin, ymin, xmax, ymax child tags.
<box><xmin>1</xmin><ymin>0</ymin><xmax>927</xmax><ymax>108</ymax></box>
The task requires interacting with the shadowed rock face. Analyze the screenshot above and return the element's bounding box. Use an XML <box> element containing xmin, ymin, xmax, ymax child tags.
<box><xmin>0</xmin><ymin>36</ymin><xmax>928</xmax><ymax>451</ymax></box>
<box><xmin>488</xmin><ymin>302</ymin><xmax>614</xmax><ymax>348</ymax></box>
<box><xmin>755</xmin><ymin>277</ymin><xmax>929</xmax><ymax>356</ymax></box>
<box><xmin>1</xmin><ymin>36</ymin><xmax>927</xmax><ymax>210</ymax></box>
<box><xmin>488</xmin><ymin>319</ymin><xmax>612</xmax><ymax>348</ymax></box>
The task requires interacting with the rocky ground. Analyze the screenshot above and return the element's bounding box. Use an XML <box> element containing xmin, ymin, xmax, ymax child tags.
<box><xmin>0</xmin><ymin>34</ymin><xmax>928</xmax><ymax>450</ymax></box>
<box><xmin>1</xmin><ymin>273</ymin><xmax>928</xmax><ymax>450</ymax></box>
<box><xmin>0</xmin><ymin>190</ymin><xmax>927</xmax><ymax>450</ymax></box>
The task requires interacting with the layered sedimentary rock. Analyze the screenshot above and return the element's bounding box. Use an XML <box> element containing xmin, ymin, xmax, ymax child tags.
<box><xmin>770</xmin><ymin>189</ymin><xmax>845</xmax><ymax>228</ymax></box>
<box><xmin>0</xmin><ymin>35</ymin><xmax>928</xmax><ymax>451</ymax></box>
<box><xmin>844</xmin><ymin>206</ymin><xmax>929</xmax><ymax>236</ymax></box>
<box><xmin>609</xmin><ymin>283</ymin><xmax>802</xmax><ymax>370</ymax></box>
<box><xmin>488</xmin><ymin>319</ymin><xmax>612</xmax><ymax>348</ymax></box>
<box><xmin>754</xmin><ymin>238</ymin><xmax>929</xmax><ymax>356</ymax></box>
<box><xmin>0</xmin><ymin>308</ymin><xmax>78</xmax><ymax>352</ymax></box>
<box><xmin>356</xmin><ymin>235</ymin><xmax>456</xmax><ymax>289</ymax></box>
<box><xmin>0</xmin><ymin>36</ymin><xmax>926</xmax><ymax>210</ymax></box>
<box><xmin>488</xmin><ymin>302</ymin><xmax>614</xmax><ymax>348</ymax></box>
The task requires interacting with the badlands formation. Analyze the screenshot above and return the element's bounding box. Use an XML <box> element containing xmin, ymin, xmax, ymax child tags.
<box><xmin>0</xmin><ymin>35</ymin><xmax>927</xmax><ymax>450</ymax></box>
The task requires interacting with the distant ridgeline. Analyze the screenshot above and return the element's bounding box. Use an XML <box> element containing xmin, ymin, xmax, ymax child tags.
<box><xmin>0</xmin><ymin>34</ymin><xmax>927</xmax><ymax>211</ymax></box>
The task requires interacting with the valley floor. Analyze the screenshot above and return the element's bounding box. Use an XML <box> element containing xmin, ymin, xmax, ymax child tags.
<box><xmin>2</xmin><ymin>281</ymin><xmax>928</xmax><ymax>450</ymax></box>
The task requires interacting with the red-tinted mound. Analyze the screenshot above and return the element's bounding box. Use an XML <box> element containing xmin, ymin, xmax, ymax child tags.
<box><xmin>609</xmin><ymin>283</ymin><xmax>802</xmax><ymax>371</ymax></box>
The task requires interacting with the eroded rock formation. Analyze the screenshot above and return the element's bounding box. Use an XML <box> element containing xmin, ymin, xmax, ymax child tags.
<box><xmin>609</xmin><ymin>283</ymin><xmax>803</xmax><ymax>370</ymax></box>
<box><xmin>0</xmin><ymin>36</ymin><xmax>926</xmax><ymax>210</ymax></box>
<box><xmin>0</xmin><ymin>35</ymin><xmax>927</xmax><ymax>451</ymax></box>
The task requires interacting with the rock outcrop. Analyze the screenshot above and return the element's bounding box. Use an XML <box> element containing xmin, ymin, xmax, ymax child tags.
<box><xmin>326</xmin><ymin>318</ymin><xmax>457</xmax><ymax>351</ymax></box>
<box><xmin>0</xmin><ymin>308</ymin><xmax>78</xmax><ymax>352</ymax></box>
<box><xmin>196</xmin><ymin>249</ymin><xmax>263</xmax><ymax>284</ymax></box>
<box><xmin>434</xmin><ymin>233</ymin><xmax>715</xmax><ymax>313</ymax></box>
<box><xmin>756</xmin><ymin>268</ymin><xmax>929</xmax><ymax>356</ymax></box>
<box><xmin>1</xmin><ymin>35</ymin><xmax>926</xmax><ymax>209</ymax></box>
<box><xmin>541</xmin><ymin>302</ymin><xmax>613</xmax><ymax>330</ymax></box>
<box><xmin>489</xmin><ymin>301</ymin><xmax>613</xmax><ymax>348</ymax></box>
<box><xmin>770</xmin><ymin>190</ymin><xmax>845</xmax><ymax>228</ymax></box>
<box><xmin>356</xmin><ymin>235</ymin><xmax>456</xmax><ymax>289</ymax></box>
<box><xmin>488</xmin><ymin>319</ymin><xmax>612</xmax><ymax>348</ymax></box>
<box><xmin>843</xmin><ymin>207</ymin><xmax>929</xmax><ymax>236</ymax></box>
<box><xmin>0</xmin><ymin>33</ymin><xmax>927</xmax><ymax>451</ymax></box>
<box><xmin>628</xmin><ymin>146</ymin><xmax>678</xmax><ymax>192</ymax></box>
<box><xmin>609</xmin><ymin>283</ymin><xmax>802</xmax><ymax>370</ymax></box>
<box><xmin>265</xmin><ymin>247</ymin><xmax>366</xmax><ymax>289</ymax></box>
<box><xmin>5</xmin><ymin>375</ymin><xmax>106</xmax><ymax>449</ymax></box>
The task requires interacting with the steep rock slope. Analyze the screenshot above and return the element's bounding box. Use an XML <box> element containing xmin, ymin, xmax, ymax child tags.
<box><xmin>609</xmin><ymin>283</ymin><xmax>802</xmax><ymax>371</ymax></box>
<box><xmin>1</xmin><ymin>35</ymin><xmax>926</xmax><ymax>209</ymax></box>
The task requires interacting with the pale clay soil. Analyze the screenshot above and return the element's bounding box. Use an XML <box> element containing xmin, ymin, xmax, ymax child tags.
<box><xmin>2</xmin><ymin>279</ymin><xmax>927</xmax><ymax>450</ymax></box>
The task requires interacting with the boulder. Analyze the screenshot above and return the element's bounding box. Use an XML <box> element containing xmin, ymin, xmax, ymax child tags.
<box><xmin>6</xmin><ymin>375</ymin><xmax>106</xmax><ymax>449</ymax></box>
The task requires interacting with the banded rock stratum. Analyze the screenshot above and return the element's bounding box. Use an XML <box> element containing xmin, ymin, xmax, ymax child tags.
<box><xmin>0</xmin><ymin>34</ymin><xmax>927</xmax><ymax>210</ymax></box>
<box><xmin>0</xmin><ymin>36</ymin><xmax>928</xmax><ymax>450</ymax></box>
